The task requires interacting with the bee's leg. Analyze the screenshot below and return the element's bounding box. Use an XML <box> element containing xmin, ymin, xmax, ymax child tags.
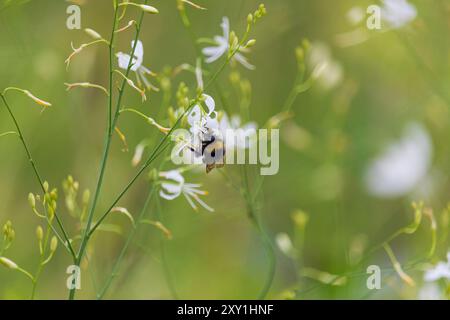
<box><xmin>206</xmin><ymin>164</ymin><xmax>215</xmax><ymax>174</ymax></box>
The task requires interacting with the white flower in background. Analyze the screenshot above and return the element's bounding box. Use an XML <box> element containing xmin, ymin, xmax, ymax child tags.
<box><xmin>424</xmin><ymin>252</ymin><xmax>450</xmax><ymax>282</ymax></box>
<box><xmin>202</xmin><ymin>17</ymin><xmax>255</xmax><ymax>70</ymax></box>
<box><xmin>346</xmin><ymin>6</ymin><xmax>365</xmax><ymax>26</ymax></box>
<box><xmin>159</xmin><ymin>170</ymin><xmax>214</xmax><ymax>212</ymax></box>
<box><xmin>275</xmin><ymin>233</ymin><xmax>296</xmax><ymax>257</ymax></box>
<box><xmin>365</xmin><ymin>123</ymin><xmax>432</xmax><ymax>198</ymax></box>
<box><xmin>308</xmin><ymin>42</ymin><xmax>343</xmax><ymax>91</ymax></box>
<box><xmin>219</xmin><ymin>113</ymin><xmax>257</xmax><ymax>149</ymax></box>
<box><xmin>116</xmin><ymin>40</ymin><xmax>158</xmax><ymax>91</ymax></box>
<box><xmin>418</xmin><ymin>283</ymin><xmax>442</xmax><ymax>300</ymax></box>
<box><xmin>381</xmin><ymin>0</ymin><xmax>417</xmax><ymax>29</ymax></box>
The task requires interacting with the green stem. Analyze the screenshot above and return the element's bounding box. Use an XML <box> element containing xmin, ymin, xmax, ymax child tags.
<box><xmin>155</xmin><ymin>197</ymin><xmax>179</xmax><ymax>299</ymax></box>
<box><xmin>97</xmin><ymin>184</ymin><xmax>156</xmax><ymax>299</ymax></box>
<box><xmin>241</xmin><ymin>166</ymin><xmax>275</xmax><ymax>300</ymax></box>
<box><xmin>31</xmin><ymin>217</ymin><xmax>53</xmax><ymax>299</ymax></box>
<box><xmin>69</xmin><ymin>1</ymin><xmax>125</xmax><ymax>300</ymax></box>
<box><xmin>0</xmin><ymin>94</ymin><xmax>76</xmax><ymax>258</ymax></box>
<box><xmin>86</xmin><ymin>9</ymin><xmax>253</xmax><ymax>272</ymax></box>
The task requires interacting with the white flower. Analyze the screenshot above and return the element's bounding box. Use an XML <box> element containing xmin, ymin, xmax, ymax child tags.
<box><xmin>381</xmin><ymin>0</ymin><xmax>417</xmax><ymax>29</ymax></box>
<box><xmin>346</xmin><ymin>6</ymin><xmax>365</xmax><ymax>26</ymax></box>
<box><xmin>307</xmin><ymin>42</ymin><xmax>343</xmax><ymax>91</ymax></box>
<box><xmin>116</xmin><ymin>40</ymin><xmax>158</xmax><ymax>91</ymax></box>
<box><xmin>219</xmin><ymin>113</ymin><xmax>257</xmax><ymax>150</ymax></box>
<box><xmin>418</xmin><ymin>283</ymin><xmax>442</xmax><ymax>300</ymax></box>
<box><xmin>365</xmin><ymin>123</ymin><xmax>432</xmax><ymax>198</ymax></box>
<box><xmin>159</xmin><ymin>170</ymin><xmax>214</xmax><ymax>212</ymax></box>
<box><xmin>424</xmin><ymin>252</ymin><xmax>450</xmax><ymax>282</ymax></box>
<box><xmin>187</xmin><ymin>94</ymin><xmax>218</xmax><ymax>135</ymax></box>
<box><xmin>275</xmin><ymin>233</ymin><xmax>295</xmax><ymax>257</ymax></box>
<box><xmin>202</xmin><ymin>17</ymin><xmax>255</xmax><ymax>70</ymax></box>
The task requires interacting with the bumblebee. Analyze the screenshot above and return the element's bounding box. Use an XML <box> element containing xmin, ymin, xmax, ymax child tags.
<box><xmin>190</xmin><ymin>133</ymin><xmax>226</xmax><ymax>173</ymax></box>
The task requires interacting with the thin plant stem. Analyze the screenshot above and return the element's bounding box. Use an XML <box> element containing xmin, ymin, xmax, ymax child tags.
<box><xmin>30</xmin><ymin>223</ymin><xmax>51</xmax><ymax>299</ymax></box>
<box><xmin>69</xmin><ymin>0</ymin><xmax>138</xmax><ymax>300</ymax></box>
<box><xmin>241</xmin><ymin>165</ymin><xmax>275</xmax><ymax>300</ymax></box>
<box><xmin>0</xmin><ymin>94</ymin><xmax>76</xmax><ymax>258</ymax></box>
<box><xmin>97</xmin><ymin>184</ymin><xmax>157</xmax><ymax>299</ymax></box>
<box><xmin>80</xmin><ymin>12</ymin><xmax>255</xmax><ymax>300</ymax></box>
<box><xmin>155</xmin><ymin>196</ymin><xmax>179</xmax><ymax>299</ymax></box>
<box><xmin>87</xmin><ymin>32</ymin><xmax>249</xmax><ymax>237</ymax></box>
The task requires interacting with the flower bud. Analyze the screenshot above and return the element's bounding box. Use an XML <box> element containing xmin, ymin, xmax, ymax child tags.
<box><xmin>48</xmin><ymin>206</ymin><xmax>55</xmax><ymax>221</ymax></box>
<box><xmin>0</xmin><ymin>257</ymin><xmax>18</xmax><ymax>270</ymax></box>
<box><xmin>148</xmin><ymin>169</ymin><xmax>159</xmax><ymax>182</ymax></box>
<box><xmin>247</xmin><ymin>13</ymin><xmax>254</xmax><ymax>24</ymax></box>
<box><xmin>229</xmin><ymin>31</ymin><xmax>238</xmax><ymax>50</ymax></box>
<box><xmin>50</xmin><ymin>189</ymin><xmax>58</xmax><ymax>201</ymax></box>
<box><xmin>140</xmin><ymin>4</ymin><xmax>159</xmax><ymax>14</ymax></box>
<box><xmin>28</xmin><ymin>193</ymin><xmax>36</xmax><ymax>209</ymax></box>
<box><xmin>82</xmin><ymin>189</ymin><xmax>91</xmax><ymax>206</ymax></box>
<box><xmin>292</xmin><ymin>210</ymin><xmax>309</xmax><ymax>229</ymax></box>
<box><xmin>245</xmin><ymin>39</ymin><xmax>256</xmax><ymax>48</ymax></box>
<box><xmin>85</xmin><ymin>28</ymin><xmax>102</xmax><ymax>40</ymax></box>
<box><xmin>36</xmin><ymin>226</ymin><xmax>44</xmax><ymax>241</ymax></box>
<box><xmin>43</xmin><ymin>181</ymin><xmax>49</xmax><ymax>193</ymax></box>
<box><xmin>50</xmin><ymin>236</ymin><xmax>58</xmax><ymax>252</ymax></box>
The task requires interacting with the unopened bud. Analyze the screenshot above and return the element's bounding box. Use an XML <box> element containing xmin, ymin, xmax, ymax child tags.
<box><xmin>245</xmin><ymin>39</ymin><xmax>256</xmax><ymax>48</ymax></box>
<box><xmin>0</xmin><ymin>257</ymin><xmax>18</xmax><ymax>270</ymax></box>
<box><xmin>36</xmin><ymin>226</ymin><xmax>44</xmax><ymax>241</ymax></box>
<box><xmin>48</xmin><ymin>206</ymin><xmax>55</xmax><ymax>221</ymax></box>
<box><xmin>85</xmin><ymin>28</ymin><xmax>102</xmax><ymax>40</ymax></box>
<box><xmin>140</xmin><ymin>4</ymin><xmax>159</xmax><ymax>14</ymax></box>
<box><xmin>247</xmin><ymin>13</ymin><xmax>254</xmax><ymax>24</ymax></box>
<box><xmin>50</xmin><ymin>236</ymin><xmax>58</xmax><ymax>252</ymax></box>
<box><xmin>28</xmin><ymin>193</ymin><xmax>36</xmax><ymax>208</ymax></box>
<box><xmin>82</xmin><ymin>189</ymin><xmax>91</xmax><ymax>205</ymax></box>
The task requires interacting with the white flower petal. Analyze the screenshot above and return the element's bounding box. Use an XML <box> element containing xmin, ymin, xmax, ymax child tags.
<box><xmin>221</xmin><ymin>17</ymin><xmax>230</xmax><ymax>40</ymax></box>
<box><xmin>131</xmin><ymin>40</ymin><xmax>144</xmax><ymax>64</ymax></box>
<box><xmin>182</xmin><ymin>192</ymin><xmax>198</xmax><ymax>211</ymax></box>
<box><xmin>117</xmin><ymin>52</ymin><xmax>132</xmax><ymax>70</ymax></box>
<box><xmin>233</xmin><ymin>52</ymin><xmax>255</xmax><ymax>70</ymax></box>
<box><xmin>424</xmin><ymin>262</ymin><xmax>450</xmax><ymax>282</ymax></box>
<box><xmin>382</xmin><ymin>0</ymin><xmax>417</xmax><ymax>29</ymax></box>
<box><xmin>188</xmin><ymin>105</ymin><xmax>202</xmax><ymax>127</ymax></box>
<box><xmin>365</xmin><ymin>123</ymin><xmax>432</xmax><ymax>198</ymax></box>
<box><xmin>203</xmin><ymin>45</ymin><xmax>227</xmax><ymax>63</ymax></box>
<box><xmin>203</xmin><ymin>94</ymin><xmax>215</xmax><ymax>114</ymax></box>
<box><xmin>186</xmin><ymin>191</ymin><xmax>215</xmax><ymax>212</ymax></box>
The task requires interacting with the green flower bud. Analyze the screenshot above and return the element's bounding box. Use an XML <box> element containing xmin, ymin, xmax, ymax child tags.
<box><xmin>140</xmin><ymin>4</ymin><xmax>159</xmax><ymax>14</ymax></box>
<box><xmin>50</xmin><ymin>236</ymin><xmax>58</xmax><ymax>252</ymax></box>
<box><xmin>28</xmin><ymin>193</ymin><xmax>36</xmax><ymax>209</ymax></box>
<box><xmin>82</xmin><ymin>189</ymin><xmax>91</xmax><ymax>206</ymax></box>
<box><xmin>84</xmin><ymin>28</ymin><xmax>102</xmax><ymax>40</ymax></box>
<box><xmin>245</xmin><ymin>39</ymin><xmax>256</xmax><ymax>48</ymax></box>
<box><xmin>0</xmin><ymin>257</ymin><xmax>18</xmax><ymax>270</ymax></box>
<box><xmin>50</xmin><ymin>189</ymin><xmax>58</xmax><ymax>201</ymax></box>
<box><xmin>48</xmin><ymin>206</ymin><xmax>55</xmax><ymax>221</ymax></box>
<box><xmin>247</xmin><ymin>13</ymin><xmax>254</xmax><ymax>25</ymax></box>
<box><xmin>36</xmin><ymin>226</ymin><xmax>44</xmax><ymax>241</ymax></box>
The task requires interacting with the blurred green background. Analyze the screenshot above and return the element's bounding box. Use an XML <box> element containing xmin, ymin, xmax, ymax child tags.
<box><xmin>0</xmin><ymin>0</ymin><xmax>449</xmax><ymax>299</ymax></box>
